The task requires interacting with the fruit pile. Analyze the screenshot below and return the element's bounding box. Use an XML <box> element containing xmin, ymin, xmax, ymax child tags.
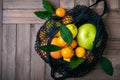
<box><xmin>49</xmin><ymin>8</ymin><xmax>96</xmax><ymax>63</ymax></box>
<box><xmin>35</xmin><ymin>0</ymin><xmax>113</xmax><ymax>78</ymax></box>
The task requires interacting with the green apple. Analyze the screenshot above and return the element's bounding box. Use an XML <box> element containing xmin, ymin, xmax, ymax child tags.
<box><xmin>66</xmin><ymin>24</ymin><xmax>78</xmax><ymax>38</ymax></box>
<box><xmin>77</xmin><ymin>23</ymin><xmax>96</xmax><ymax>50</ymax></box>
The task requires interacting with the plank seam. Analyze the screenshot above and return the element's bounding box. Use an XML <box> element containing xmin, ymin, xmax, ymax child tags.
<box><xmin>0</xmin><ymin>0</ymin><xmax>3</xmax><ymax>79</ymax></box>
<box><xmin>15</xmin><ymin>24</ymin><xmax>17</xmax><ymax>80</ymax></box>
<box><xmin>0</xmin><ymin>22</ymin><xmax>3</xmax><ymax>80</ymax></box>
<box><xmin>29</xmin><ymin>24</ymin><xmax>33</xmax><ymax>80</ymax></box>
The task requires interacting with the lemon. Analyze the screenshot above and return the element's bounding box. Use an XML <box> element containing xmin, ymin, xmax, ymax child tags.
<box><xmin>66</xmin><ymin>24</ymin><xmax>78</xmax><ymax>38</ymax></box>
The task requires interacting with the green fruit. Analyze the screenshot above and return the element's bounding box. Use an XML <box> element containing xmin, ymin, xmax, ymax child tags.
<box><xmin>66</xmin><ymin>24</ymin><xmax>78</xmax><ymax>38</ymax></box>
<box><xmin>77</xmin><ymin>23</ymin><xmax>96</xmax><ymax>50</ymax></box>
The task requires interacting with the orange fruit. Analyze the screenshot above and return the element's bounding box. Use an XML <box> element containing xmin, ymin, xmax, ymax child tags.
<box><xmin>70</xmin><ymin>40</ymin><xmax>77</xmax><ymax>49</ymax></box>
<box><xmin>75</xmin><ymin>47</ymin><xmax>86</xmax><ymax>58</ymax></box>
<box><xmin>51</xmin><ymin>37</ymin><xmax>60</xmax><ymax>47</ymax></box>
<box><xmin>55</xmin><ymin>8</ymin><xmax>66</xmax><ymax>17</ymax></box>
<box><xmin>57</xmin><ymin>36</ymin><xmax>67</xmax><ymax>47</ymax></box>
<box><xmin>61</xmin><ymin>47</ymin><xmax>74</xmax><ymax>59</ymax></box>
<box><xmin>50</xmin><ymin>50</ymin><xmax>62</xmax><ymax>59</ymax></box>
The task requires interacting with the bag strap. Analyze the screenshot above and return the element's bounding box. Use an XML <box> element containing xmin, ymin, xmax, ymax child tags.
<box><xmin>89</xmin><ymin>0</ymin><xmax>109</xmax><ymax>16</ymax></box>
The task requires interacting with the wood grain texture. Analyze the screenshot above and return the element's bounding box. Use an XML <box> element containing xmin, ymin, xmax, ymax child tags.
<box><xmin>3</xmin><ymin>10</ymin><xmax>45</xmax><ymax>24</ymax></box>
<box><xmin>2</xmin><ymin>25</ymin><xmax>16</xmax><ymax>80</ymax></box>
<box><xmin>16</xmin><ymin>24</ymin><xmax>30</xmax><ymax>80</ymax></box>
<box><xmin>47</xmin><ymin>0</ymin><xmax>60</xmax><ymax>8</ymax></box>
<box><xmin>106</xmin><ymin>23</ymin><xmax>120</xmax><ymax>40</ymax></box>
<box><xmin>3</xmin><ymin>0</ymin><xmax>43</xmax><ymax>9</ymax></box>
<box><xmin>3</xmin><ymin>10</ymin><xmax>120</xmax><ymax>24</ymax></box>
<box><xmin>45</xmin><ymin>64</ymin><xmax>53</xmax><ymax>80</ymax></box>
<box><xmin>107</xmin><ymin>0</ymin><xmax>120</xmax><ymax>10</ymax></box>
<box><xmin>60</xmin><ymin>0</ymin><xmax>74</xmax><ymax>9</ymax></box>
<box><xmin>75</xmin><ymin>0</ymin><xmax>89</xmax><ymax>6</ymax></box>
<box><xmin>30</xmin><ymin>24</ymin><xmax>45</xmax><ymax>80</ymax></box>
<box><xmin>104</xmin><ymin>10</ymin><xmax>120</xmax><ymax>24</ymax></box>
<box><xmin>0</xmin><ymin>0</ymin><xmax>2</xmax><ymax>79</ymax></box>
<box><xmin>3</xmin><ymin>0</ymin><xmax>59</xmax><ymax>10</ymax></box>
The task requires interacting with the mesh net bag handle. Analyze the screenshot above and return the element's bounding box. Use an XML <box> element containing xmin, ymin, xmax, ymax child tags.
<box><xmin>50</xmin><ymin>0</ymin><xmax>109</xmax><ymax>79</ymax></box>
<box><xmin>89</xmin><ymin>0</ymin><xmax>109</xmax><ymax>17</ymax></box>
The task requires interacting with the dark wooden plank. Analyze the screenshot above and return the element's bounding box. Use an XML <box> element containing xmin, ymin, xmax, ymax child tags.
<box><xmin>0</xmin><ymin>0</ymin><xmax>2</xmax><ymax>79</ymax></box>
<box><xmin>16</xmin><ymin>24</ymin><xmax>31</xmax><ymax>80</ymax></box>
<box><xmin>30</xmin><ymin>24</ymin><xmax>45</xmax><ymax>80</ymax></box>
<box><xmin>2</xmin><ymin>25</ymin><xmax>16</xmax><ymax>80</ymax></box>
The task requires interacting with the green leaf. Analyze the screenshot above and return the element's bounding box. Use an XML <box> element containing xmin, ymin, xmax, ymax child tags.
<box><xmin>34</xmin><ymin>11</ymin><xmax>52</xmax><ymax>19</ymax></box>
<box><xmin>39</xmin><ymin>44</ymin><xmax>61</xmax><ymax>52</ymax></box>
<box><xmin>70</xmin><ymin>57</ymin><xmax>84</xmax><ymax>69</ymax></box>
<box><xmin>60</xmin><ymin>25</ymin><xmax>73</xmax><ymax>44</ymax></box>
<box><xmin>42</xmin><ymin>0</ymin><xmax>54</xmax><ymax>13</ymax></box>
<box><xmin>101</xmin><ymin>57</ymin><xmax>114</xmax><ymax>76</ymax></box>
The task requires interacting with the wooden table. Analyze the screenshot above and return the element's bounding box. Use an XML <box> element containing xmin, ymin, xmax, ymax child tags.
<box><xmin>0</xmin><ymin>0</ymin><xmax>120</xmax><ymax>80</ymax></box>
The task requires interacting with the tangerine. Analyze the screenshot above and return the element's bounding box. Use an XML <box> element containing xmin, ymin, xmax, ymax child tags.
<box><xmin>75</xmin><ymin>47</ymin><xmax>86</xmax><ymax>58</ymax></box>
<box><xmin>57</xmin><ymin>36</ymin><xmax>67</xmax><ymax>47</ymax></box>
<box><xmin>55</xmin><ymin>8</ymin><xmax>66</xmax><ymax>17</ymax></box>
<box><xmin>51</xmin><ymin>37</ymin><xmax>60</xmax><ymax>47</ymax></box>
<box><xmin>50</xmin><ymin>50</ymin><xmax>62</xmax><ymax>59</ymax></box>
<box><xmin>70</xmin><ymin>40</ymin><xmax>77</xmax><ymax>49</ymax></box>
<box><xmin>61</xmin><ymin>47</ymin><xmax>74</xmax><ymax>59</ymax></box>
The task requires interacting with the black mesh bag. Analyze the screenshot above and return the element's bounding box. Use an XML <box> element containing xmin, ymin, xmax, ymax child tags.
<box><xmin>35</xmin><ymin>0</ymin><xmax>109</xmax><ymax>79</ymax></box>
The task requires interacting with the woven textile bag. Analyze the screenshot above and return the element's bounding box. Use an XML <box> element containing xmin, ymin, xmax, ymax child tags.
<box><xmin>35</xmin><ymin>0</ymin><xmax>108</xmax><ymax>79</ymax></box>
